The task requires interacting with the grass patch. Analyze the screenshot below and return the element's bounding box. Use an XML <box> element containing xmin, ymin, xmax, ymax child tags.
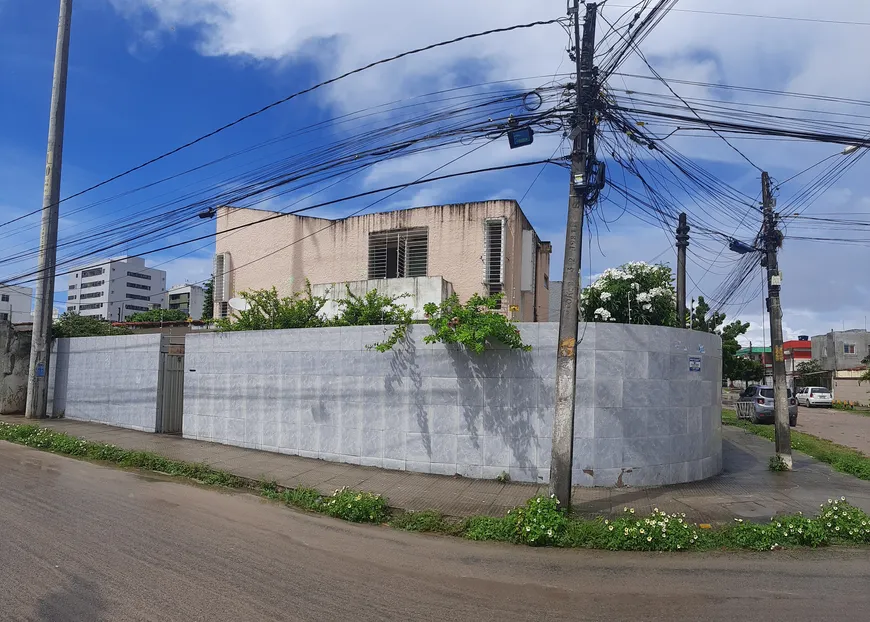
<box><xmin>0</xmin><ymin>422</ymin><xmax>246</xmax><ymax>487</ymax></box>
<box><xmin>722</xmin><ymin>410</ymin><xmax>870</xmax><ymax>480</ymax></box>
<box><xmin>390</xmin><ymin>510</ymin><xmax>457</xmax><ymax>534</ymax></box>
<box><xmin>4</xmin><ymin>421</ymin><xmax>869</xmax><ymax>553</ymax></box>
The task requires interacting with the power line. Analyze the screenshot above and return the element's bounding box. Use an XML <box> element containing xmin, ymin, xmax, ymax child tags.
<box><xmin>0</xmin><ymin>17</ymin><xmax>566</xmax><ymax>228</ymax></box>
<box><xmin>6</xmin><ymin>159</ymin><xmax>559</xmax><ymax>291</ymax></box>
<box><xmin>607</xmin><ymin>4</ymin><xmax>870</xmax><ymax>27</ymax></box>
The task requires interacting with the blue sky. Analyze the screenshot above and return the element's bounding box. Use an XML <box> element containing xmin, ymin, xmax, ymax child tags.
<box><xmin>1</xmin><ymin>0</ymin><xmax>868</xmax><ymax>344</ymax></box>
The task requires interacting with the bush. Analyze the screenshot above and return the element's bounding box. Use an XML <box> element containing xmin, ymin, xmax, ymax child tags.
<box><xmin>52</xmin><ymin>311</ymin><xmax>131</xmax><ymax>338</ymax></box>
<box><xmin>769</xmin><ymin>455</ymin><xmax>789</xmax><ymax>471</ymax></box>
<box><xmin>508</xmin><ymin>495</ymin><xmax>568</xmax><ymax>546</ymax></box>
<box><xmin>424</xmin><ymin>293</ymin><xmax>530</xmax><ymax>353</ymax></box>
<box><xmin>601</xmin><ymin>508</ymin><xmax>700</xmax><ymax>551</ymax></box>
<box><xmin>818</xmin><ymin>497</ymin><xmax>870</xmax><ymax>543</ymax></box>
<box><xmin>321</xmin><ymin>487</ymin><xmax>388</xmax><ymax>523</ymax></box>
<box><xmin>127</xmin><ymin>309</ymin><xmax>189</xmax><ymax>323</ymax></box>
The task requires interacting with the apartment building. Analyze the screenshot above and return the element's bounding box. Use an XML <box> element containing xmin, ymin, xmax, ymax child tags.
<box><xmin>167</xmin><ymin>284</ymin><xmax>205</xmax><ymax>320</ymax></box>
<box><xmin>66</xmin><ymin>256</ymin><xmax>167</xmax><ymax>321</ymax></box>
<box><xmin>0</xmin><ymin>283</ymin><xmax>33</xmax><ymax>323</ymax></box>
<box><xmin>212</xmin><ymin>200</ymin><xmax>551</xmax><ymax>321</ymax></box>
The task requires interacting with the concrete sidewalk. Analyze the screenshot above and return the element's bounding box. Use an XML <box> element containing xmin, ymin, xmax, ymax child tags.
<box><xmin>3</xmin><ymin>414</ymin><xmax>869</xmax><ymax>522</ymax></box>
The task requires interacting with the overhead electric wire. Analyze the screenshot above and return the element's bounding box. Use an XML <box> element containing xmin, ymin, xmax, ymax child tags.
<box><xmin>0</xmin><ymin>16</ymin><xmax>566</xmax><ymax>229</ymax></box>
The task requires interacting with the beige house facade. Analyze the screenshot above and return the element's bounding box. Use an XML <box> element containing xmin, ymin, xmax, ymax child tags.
<box><xmin>213</xmin><ymin>200</ymin><xmax>551</xmax><ymax>321</ymax></box>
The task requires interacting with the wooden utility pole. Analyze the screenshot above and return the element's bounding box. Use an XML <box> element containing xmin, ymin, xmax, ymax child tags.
<box><xmin>27</xmin><ymin>0</ymin><xmax>73</xmax><ymax>419</ymax></box>
<box><xmin>762</xmin><ymin>171</ymin><xmax>792</xmax><ymax>468</ymax></box>
<box><xmin>549</xmin><ymin>0</ymin><xmax>598</xmax><ymax>507</ymax></box>
<box><xmin>675</xmin><ymin>212</ymin><xmax>689</xmax><ymax>328</ymax></box>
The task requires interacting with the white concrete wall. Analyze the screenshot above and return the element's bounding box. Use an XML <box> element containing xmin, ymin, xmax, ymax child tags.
<box><xmin>311</xmin><ymin>277</ymin><xmax>454</xmax><ymax>321</ymax></box>
<box><xmin>48</xmin><ymin>334</ymin><xmax>163</xmax><ymax>431</ymax></box>
<box><xmin>184</xmin><ymin>323</ymin><xmax>723</xmax><ymax>486</ymax></box>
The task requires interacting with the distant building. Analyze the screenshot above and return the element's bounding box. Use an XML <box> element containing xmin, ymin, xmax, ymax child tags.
<box><xmin>66</xmin><ymin>256</ymin><xmax>167</xmax><ymax>321</ymax></box>
<box><xmin>783</xmin><ymin>337</ymin><xmax>813</xmax><ymax>389</ymax></box>
<box><xmin>167</xmin><ymin>284</ymin><xmax>205</xmax><ymax>320</ymax></box>
<box><xmin>0</xmin><ymin>283</ymin><xmax>33</xmax><ymax>324</ymax></box>
<box><xmin>212</xmin><ymin>200</ymin><xmax>551</xmax><ymax>322</ymax></box>
<box><xmin>811</xmin><ymin>329</ymin><xmax>870</xmax><ymax>404</ymax></box>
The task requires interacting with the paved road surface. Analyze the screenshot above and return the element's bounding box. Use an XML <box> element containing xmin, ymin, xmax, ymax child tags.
<box><xmin>797</xmin><ymin>407</ymin><xmax>870</xmax><ymax>455</ymax></box>
<box><xmin>2</xmin><ymin>442</ymin><xmax>869</xmax><ymax>622</ymax></box>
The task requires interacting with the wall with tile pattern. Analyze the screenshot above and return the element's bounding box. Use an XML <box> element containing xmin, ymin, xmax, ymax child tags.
<box><xmin>183</xmin><ymin>323</ymin><xmax>722</xmax><ymax>486</ymax></box>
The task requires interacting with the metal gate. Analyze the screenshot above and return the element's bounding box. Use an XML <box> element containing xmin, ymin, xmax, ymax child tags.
<box><xmin>156</xmin><ymin>335</ymin><xmax>185</xmax><ymax>434</ymax></box>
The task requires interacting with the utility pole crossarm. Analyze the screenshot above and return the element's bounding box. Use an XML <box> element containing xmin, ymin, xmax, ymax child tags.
<box><xmin>549</xmin><ymin>1</ymin><xmax>599</xmax><ymax>507</ymax></box>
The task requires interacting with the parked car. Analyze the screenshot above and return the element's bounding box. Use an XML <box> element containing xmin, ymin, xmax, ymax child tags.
<box><xmin>796</xmin><ymin>386</ymin><xmax>833</xmax><ymax>408</ymax></box>
<box><xmin>736</xmin><ymin>385</ymin><xmax>798</xmax><ymax>426</ymax></box>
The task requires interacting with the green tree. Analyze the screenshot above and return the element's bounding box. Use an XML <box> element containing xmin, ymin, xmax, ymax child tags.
<box><xmin>796</xmin><ymin>359</ymin><xmax>824</xmax><ymax>386</ymax></box>
<box><xmin>580</xmin><ymin>262</ymin><xmax>676</xmax><ymax>326</ymax></box>
<box><xmin>127</xmin><ymin>308</ymin><xmax>189</xmax><ymax>323</ymax></box>
<box><xmin>201</xmin><ymin>277</ymin><xmax>214</xmax><ymax>320</ymax></box>
<box><xmin>690</xmin><ymin>296</ymin><xmax>750</xmax><ymax>383</ymax></box>
<box><xmin>424</xmin><ymin>293</ymin><xmax>530</xmax><ymax>354</ymax></box>
<box><xmin>52</xmin><ymin>312</ymin><xmax>131</xmax><ymax>338</ymax></box>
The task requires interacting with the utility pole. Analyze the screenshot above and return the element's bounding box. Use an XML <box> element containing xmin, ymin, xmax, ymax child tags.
<box><xmin>675</xmin><ymin>212</ymin><xmax>689</xmax><ymax>329</ymax></box>
<box><xmin>549</xmin><ymin>0</ymin><xmax>599</xmax><ymax>507</ymax></box>
<box><xmin>761</xmin><ymin>171</ymin><xmax>792</xmax><ymax>468</ymax></box>
<box><xmin>26</xmin><ymin>0</ymin><xmax>73</xmax><ymax>419</ymax></box>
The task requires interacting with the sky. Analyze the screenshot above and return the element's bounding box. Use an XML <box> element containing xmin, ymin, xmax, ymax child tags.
<box><xmin>0</xmin><ymin>0</ymin><xmax>868</xmax><ymax>346</ymax></box>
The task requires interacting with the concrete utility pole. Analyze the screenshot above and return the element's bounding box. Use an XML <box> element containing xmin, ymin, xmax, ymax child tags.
<box><xmin>549</xmin><ymin>0</ymin><xmax>598</xmax><ymax>507</ymax></box>
<box><xmin>675</xmin><ymin>212</ymin><xmax>689</xmax><ymax>329</ymax></box>
<box><xmin>761</xmin><ymin>171</ymin><xmax>792</xmax><ymax>468</ymax></box>
<box><xmin>26</xmin><ymin>0</ymin><xmax>73</xmax><ymax>419</ymax></box>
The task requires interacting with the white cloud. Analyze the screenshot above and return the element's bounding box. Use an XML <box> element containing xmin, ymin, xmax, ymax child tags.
<box><xmin>105</xmin><ymin>0</ymin><xmax>870</xmax><ymax>340</ymax></box>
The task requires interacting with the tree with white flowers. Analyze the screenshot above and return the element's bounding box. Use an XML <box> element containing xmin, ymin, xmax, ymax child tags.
<box><xmin>580</xmin><ymin>261</ymin><xmax>676</xmax><ymax>326</ymax></box>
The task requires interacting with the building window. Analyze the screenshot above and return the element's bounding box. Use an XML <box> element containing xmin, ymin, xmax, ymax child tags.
<box><xmin>127</xmin><ymin>282</ymin><xmax>151</xmax><ymax>291</ymax></box>
<box><xmin>844</xmin><ymin>343</ymin><xmax>856</xmax><ymax>355</ymax></box>
<box><xmin>219</xmin><ymin>302</ymin><xmax>229</xmax><ymax>318</ymax></box>
<box><xmin>128</xmin><ymin>293</ymin><xmax>150</xmax><ymax>301</ymax></box>
<box><xmin>484</xmin><ymin>219</ymin><xmax>505</xmax><ymax>297</ymax></box>
<box><xmin>69</xmin><ymin>284</ymin><xmax>76</xmax><ymax>290</ymax></box>
<box><xmin>79</xmin><ymin>292</ymin><xmax>103</xmax><ymax>300</ymax></box>
<box><xmin>0</xmin><ymin>312</ymin><xmax>8</xmax><ymax>321</ymax></box>
<box><xmin>81</xmin><ymin>280</ymin><xmax>104</xmax><ymax>289</ymax></box>
<box><xmin>368</xmin><ymin>228</ymin><xmax>428</xmax><ymax>279</ymax></box>
<box><xmin>0</xmin><ymin>294</ymin><xmax>8</xmax><ymax>302</ymax></box>
<box><xmin>68</xmin><ymin>295</ymin><xmax>77</xmax><ymax>300</ymax></box>
<box><xmin>81</xmin><ymin>267</ymin><xmax>104</xmax><ymax>278</ymax></box>
<box><xmin>68</xmin><ymin>306</ymin><xmax>76</xmax><ymax>312</ymax></box>
<box><xmin>125</xmin><ymin>304</ymin><xmax>149</xmax><ymax>312</ymax></box>
<box><xmin>79</xmin><ymin>303</ymin><xmax>103</xmax><ymax>310</ymax></box>
<box><xmin>127</xmin><ymin>271</ymin><xmax>152</xmax><ymax>280</ymax></box>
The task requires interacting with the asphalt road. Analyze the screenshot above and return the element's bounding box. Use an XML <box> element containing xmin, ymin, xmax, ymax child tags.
<box><xmin>2</xmin><ymin>442</ymin><xmax>870</xmax><ymax>622</ymax></box>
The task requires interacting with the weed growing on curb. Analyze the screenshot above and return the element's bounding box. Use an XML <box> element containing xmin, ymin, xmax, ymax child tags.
<box><xmin>769</xmin><ymin>455</ymin><xmax>789</xmax><ymax>472</ymax></box>
<box><xmin>322</xmin><ymin>488</ymin><xmax>388</xmax><ymax>523</ymax></box>
<box><xmin>508</xmin><ymin>495</ymin><xmax>568</xmax><ymax>546</ymax></box>
<box><xmin>390</xmin><ymin>510</ymin><xmax>452</xmax><ymax>533</ymax></box>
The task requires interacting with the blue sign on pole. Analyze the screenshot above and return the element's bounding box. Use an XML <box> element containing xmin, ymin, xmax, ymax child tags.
<box><xmin>36</xmin><ymin>363</ymin><xmax>45</xmax><ymax>378</ymax></box>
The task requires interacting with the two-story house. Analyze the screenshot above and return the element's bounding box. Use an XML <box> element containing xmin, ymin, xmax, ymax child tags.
<box><xmin>211</xmin><ymin>200</ymin><xmax>551</xmax><ymax>322</ymax></box>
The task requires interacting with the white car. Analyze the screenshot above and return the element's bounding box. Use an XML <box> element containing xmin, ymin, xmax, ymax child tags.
<box><xmin>796</xmin><ymin>386</ymin><xmax>833</xmax><ymax>408</ymax></box>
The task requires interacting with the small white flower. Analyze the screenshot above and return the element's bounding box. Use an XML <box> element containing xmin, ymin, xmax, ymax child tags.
<box><xmin>600</xmin><ymin>292</ymin><xmax>612</xmax><ymax>301</ymax></box>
